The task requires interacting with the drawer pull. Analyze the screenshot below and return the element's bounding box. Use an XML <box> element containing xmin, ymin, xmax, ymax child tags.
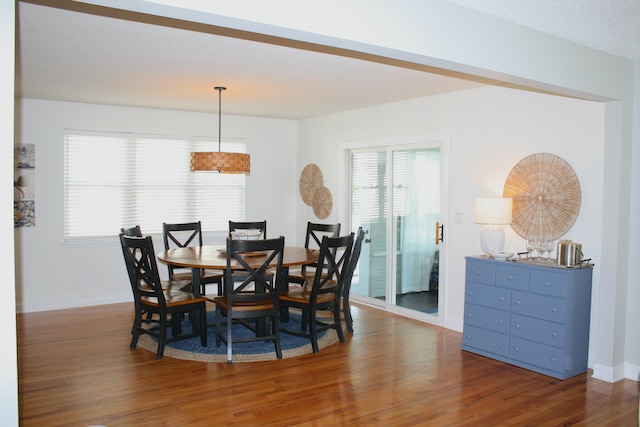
<box><xmin>508</xmin><ymin>275</ymin><xmax>514</xmax><ymax>280</ymax></box>
<box><xmin>514</xmin><ymin>323</ymin><xmax>520</xmax><ymax>329</ymax></box>
<box><xmin>498</xmin><ymin>320</ymin><xmax>504</xmax><ymax>325</ymax></box>
<box><xmin>552</xmin><ymin>332</ymin><xmax>558</xmax><ymax>337</ymax></box>
<box><xmin>550</xmin><ymin>357</ymin><xmax>557</xmax><ymax>363</ymax></box>
<box><xmin>497</xmin><ymin>342</ymin><xmax>503</xmax><ymax>348</ymax></box>
<box><xmin>551</xmin><ymin>308</ymin><xmax>558</xmax><ymax>313</ymax></box>
<box><xmin>515</xmin><ymin>300</ymin><xmax>521</xmax><ymax>305</ymax></box>
<box><xmin>499</xmin><ymin>296</ymin><xmax>505</xmax><ymax>302</ymax></box>
<box><xmin>475</xmin><ymin>270</ymin><xmax>483</xmax><ymax>276</ymax></box>
<box><xmin>545</xmin><ymin>281</ymin><xmax>551</xmax><ymax>287</ymax></box>
<box><xmin>513</xmin><ymin>346</ymin><xmax>519</xmax><ymax>352</ymax></box>
<box><xmin>467</xmin><ymin>313</ymin><xmax>473</xmax><ymax>318</ymax></box>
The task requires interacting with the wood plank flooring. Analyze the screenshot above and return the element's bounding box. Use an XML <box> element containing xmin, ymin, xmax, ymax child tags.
<box><xmin>17</xmin><ymin>302</ymin><xmax>638</xmax><ymax>426</ymax></box>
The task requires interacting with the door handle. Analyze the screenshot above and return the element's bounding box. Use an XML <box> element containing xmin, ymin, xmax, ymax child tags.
<box><xmin>435</xmin><ymin>222</ymin><xmax>444</xmax><ymax>244</ymax></box>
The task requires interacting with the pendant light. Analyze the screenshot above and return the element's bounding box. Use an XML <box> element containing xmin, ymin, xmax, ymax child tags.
<box><xmin>190</xmin><ymin>86</ymin><xmax>250</xmax><ymax>174</ymax></box>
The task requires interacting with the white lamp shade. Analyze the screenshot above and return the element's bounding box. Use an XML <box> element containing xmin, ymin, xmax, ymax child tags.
<box><xmin>475</xmin><ymin>198</ymin><xmax>513</xmax><ymax>225</ymax></box>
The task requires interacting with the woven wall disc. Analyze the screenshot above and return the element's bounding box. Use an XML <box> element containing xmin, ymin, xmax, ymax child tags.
<box><xmin>299</xmin><ymin>163</ymin><xmax>323</xmax><ymax>206</ymax></box>
<box><xmin>503</xmin><ymin>153</ymin><xmax>581</xmax><ymax>242</ymax></box>
<box><xmin>312</xmin><ymin>186</ymin><xmax>333</xmax><ymax>219</ymax></box>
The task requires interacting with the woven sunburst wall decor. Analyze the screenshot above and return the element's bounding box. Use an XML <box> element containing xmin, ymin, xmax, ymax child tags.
<box><xmin>299</xmin><ymin>164</ymin><xmax>323</xmax><ymax>206</ymax></box>
<box><xmin>503</xmin><ymin>153</ymin><xmax>581</xmax><ymax>242</ymax></box>
<box><xmin>299</xmin><ymin>163</ymin><xmax>333</xmax><ymax>219</ymax></box>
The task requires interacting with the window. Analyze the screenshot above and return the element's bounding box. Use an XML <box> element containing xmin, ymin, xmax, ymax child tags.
<box><xmin>64</xmin><ymin>130</ymin><xmax>246</xmax><ymax>241</ymax></box>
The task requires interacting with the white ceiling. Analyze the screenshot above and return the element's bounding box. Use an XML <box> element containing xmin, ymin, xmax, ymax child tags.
<box><xmin>449</xmin><ymin>0</ymin><xmax>640</xmax><ymax>61</ymax></box>
<box><xmin>15</xmin><ymin>1</ymin><xmax>640</xmax><ymax>120</ymax></box>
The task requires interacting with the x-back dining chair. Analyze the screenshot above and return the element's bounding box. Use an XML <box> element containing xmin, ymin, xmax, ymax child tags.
<box><xmin>280</xmin><ymin>233</ymin><xmax>354</xmax><ymax>353</ymax></box>
<box><xmin>228</xmin><ymin>220</ymin><xmax>267</xmax><ymax>239</ymax></box>
<box><xmin>289</xmin><ymin>222</ymin><xmax>341</xmax><ymax>287</ymax></box>
<box><xmin>120</xmin><ymin>233</ymin><xmax>207</xmax><ymax>359</ymax></box>
<box><xmin>342</xmin><ymin>227</ymin><xmax>365</xmax><ymax>333</ymax></box>
<box><xmin>163</xmin><ymin>221</ymin><xmax>223</xmax><ymax>299</ymax></box>
<box><xmin>214</xmin><ymin>236</ymin><xmax>285</xmax><ymax>363</ymax></box>
<box><xmin>121</xmin><ymin>225</ymin><xmax>142</xmax><ymax>237</ymax></box>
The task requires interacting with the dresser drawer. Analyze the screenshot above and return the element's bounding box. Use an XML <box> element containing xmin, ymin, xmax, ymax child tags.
<box><xmin>465</xmin><ymin>259</ymin><xmax>496</xmax><ymax>285</ymax></box>
<box><xmin>464</xmin><ymin>303</ymin><xmax>509</xmax><ymax>334</ymax></box>
<box><xmin>530</xmin><ymin>269</ymin><xmax>568</xmax><ymax>298</ymax></box>
<box><xmin>463</xmin><ymin>325</ymin><xmax>509</xmax><ymax>357</ymax></box>
<box><xmin>511</xmin><ymin>314</ymin><xmax>566</xmax><ymax>348</ymax></box>
<box><xmin>512</xmin><ymin>290</ymin><xmax>566</xmax><ymax>323</ymax></box>
<box><xmin>510</xmin><ymin>337</ymin><xmax>565</xmax><ymax>374</ymax></box>
<box><xmin>496</xmin><ymin>263</ymin><xmax>529</xmax><ymax>291</ymax></box>
<box><xmin>465</xmin><ymin>282</ymin><xmax>511</xmax><ymax>311</ymax></box>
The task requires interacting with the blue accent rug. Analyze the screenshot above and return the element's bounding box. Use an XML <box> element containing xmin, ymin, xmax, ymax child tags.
<box><xmin>137</xmin><ymin>310</ymin><xmax>339</xmax><ymax>362</ymax></box>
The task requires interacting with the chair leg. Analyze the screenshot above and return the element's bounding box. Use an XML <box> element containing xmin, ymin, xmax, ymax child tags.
<box><xmin>157</xmin><ymin>315</ymin><xmax>167</xmax><ymax>359</ymax></box>
<box><xmin>216</xmin><ymin>308</ymin><xmax>222</xmax><ymax>347</ymax></box>
<box><xmin>334</xmin><ymin>302</ymin><xmax>345</xmax><ymax>344</ymax></box>
<box><xmin>309</xmin><ymin>310</ymin><xmax>319</xmax><ymax>353</ymax></box>
<box><xmin>130</xmin><ymin>312</ymin><xmax>142</xmax><ymax>350</ymax></box>
<box><xmin>343</xmin><ymin>298</ymin><xmax>353</xmax><ymax>333</ymax></box>
<box><xmin>227</xmin><ymin>312</ymin><xmax>233</xmax><ymax>364</ymax></box>
<box><xmin>200</xmin><ymin>305</ymin><xmax>207</xmax><ymax>347</ymax></box>
<box><xmin>273</xmin><ymin>314</ymin><xmax>282</xmax><ymax>360</ymax></box>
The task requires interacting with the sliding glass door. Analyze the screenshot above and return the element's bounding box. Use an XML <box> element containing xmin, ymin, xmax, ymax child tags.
<box><xmin>348</xmin><ymin>141</ymin><xmax>442</xmax><ymax>319</ymax></box>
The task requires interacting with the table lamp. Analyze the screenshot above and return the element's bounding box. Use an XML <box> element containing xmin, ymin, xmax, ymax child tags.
<box><xmin>475</xmin><ymin>197</ymin><xmax>513</xmax><ymax>256</ymax></box>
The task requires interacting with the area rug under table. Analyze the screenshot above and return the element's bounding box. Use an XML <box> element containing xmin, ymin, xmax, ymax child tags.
<box><xmin>137</xmin><ymin>311</ymin><xmax>339</xmax><ymax>362</ymax></box>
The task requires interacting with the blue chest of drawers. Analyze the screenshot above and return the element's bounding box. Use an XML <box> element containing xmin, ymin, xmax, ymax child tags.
<box><xmin>462</xmin><ymin>256</ymin><xmax>593</xmax><ymax>379</ymax></box>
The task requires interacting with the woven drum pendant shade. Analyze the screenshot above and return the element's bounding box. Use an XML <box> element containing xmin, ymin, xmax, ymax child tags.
<box><xmin>190</xmin><ymin>86</ymin><xmax>250</xmax><ymax>174</ymax></box>
<box><xmin>190</xmin><ymin>152</ymin><xmax>250</xmax><ymax>174</ymax></box>
<box><xmin>503</xmin><ymin>153</ymin><xmax>581</xmax><ymax>242</ymax></box>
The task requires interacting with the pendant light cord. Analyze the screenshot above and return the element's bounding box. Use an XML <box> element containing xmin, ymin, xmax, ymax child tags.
<box><xmin>215</xmin><ymin>86</ymin><xmax>226</xmax><ymax>152</ymax></box>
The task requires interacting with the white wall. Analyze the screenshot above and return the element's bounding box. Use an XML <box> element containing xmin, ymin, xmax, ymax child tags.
<box><xmin>14</xmin><ymin>98</ymin><xmax>297</xmax><ymax>312</ymax></box>
<box><xmin>626</xmin><ymin>62</ymin><xmax>640</xmax><ymax>379</ymax></box>
<box><xmin>298</xmin><ymin>84</ymin><xmax>606</xmax><ymax>354</ymax></box>
<box><xmin>3</xmin><ymin>0</ymin><xmax>18</xmax><ymax>424</ymax></box>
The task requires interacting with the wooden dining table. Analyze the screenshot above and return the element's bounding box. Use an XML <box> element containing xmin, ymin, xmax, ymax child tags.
<box><xmin>157</xmin><ymin>245</ymin><xmax>319</xmax><ymax>331</ymax></box>
<box><xmin>157</xmin><ymin>245</ymin><xmax>319</xmax><ymax>296</ymax></box>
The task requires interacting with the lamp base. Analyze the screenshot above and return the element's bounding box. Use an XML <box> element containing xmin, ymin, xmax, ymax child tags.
<box><xmin>480</xmin><ymin>225</ymin><xmax>505</xmax><ymax>255</ymax></box>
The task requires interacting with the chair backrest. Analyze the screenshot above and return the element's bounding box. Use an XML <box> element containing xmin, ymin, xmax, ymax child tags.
<box><xmin>302</xmin><ymin>222</ymin><xmax>341</xmax><ymax>273</ymax></box>
<box><xmin>224</xmin><ymin>236</ymin><xmax>285</xmax><ymax>307</ymax></box>
<box><xmin>163</xmin><ymin>221</ymin><xmax>204</xmax><ymax>249</ymax></box>
<box><xmin>162</xmin><ymin>221</ymin><xmax>204</xmax><ymax>279</ymax></box>
<box><xmin>228</xmin><ymin>220</ymin><xmax>267</xmax><ymax>239</ymax></box>
<box><xmin>309</xmin><ymin>233</ymin><xmax>354</xmax><ymax>301</ymax></box>
<box><xmin>343</xmin><ymin>227</ymin><xmax>365</xmax><ymax>298</ymax></box>
<box><xmin>119</xmin><ymin>233</ymin><xmax>165</xmax><ymax>306</ymax></box>
<box><xmin>121</xmin><ymin>225</ymin><xmax>142</xmax><ymax>237</ymax></box>
<box><xmin>304</xmin><ymin>222</ymin><xmax>341</xmax><ymax>250</ymax></box>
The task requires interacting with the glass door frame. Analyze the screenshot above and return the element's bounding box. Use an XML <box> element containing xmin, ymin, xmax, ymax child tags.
<box><xmin>338</xmin><ymin>135</ymin><xmax>449</xmax><ymax>326</ymax></box>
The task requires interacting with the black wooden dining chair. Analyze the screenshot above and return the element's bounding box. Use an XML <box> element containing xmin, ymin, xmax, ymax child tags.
<box><xmin>228</xmin><ymin>220</ymin><xmax>267</xmax><ymax>239</ymax></box>
<box><xmin>163</xmin><ymin>221</ymin><xmax>223</xmax><ymax>299</ymax></box>
<box><xmin>342</xmin><ymin>227</ymin><xmax>365</xmax><ymax>333</ymax></box>
<box><xmin>280</xmin><ymin>233</ymin><xmax>353</xmax><ymax>353</ymax></box>
<box><xmin>215</xmin><ymin>236</ymin><xmax>285</xmax><ymax>363</ymax></box>
<box><xmin>120</xmin><ymin>233</ymin><xmax>207</xmax><ymax>359</ymax></box>
<box><xmin>120</xmin><ymin>225</ymin><xmax>142</xmax><ymax>237</ymax></box>
<box><xmin>289</xmin><ymin>222</ymin><xmax>341</xmax><ymax>286</ymax></box>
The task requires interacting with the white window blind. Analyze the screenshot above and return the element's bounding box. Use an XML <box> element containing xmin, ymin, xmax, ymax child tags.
<box><xmin>64</xmin><ymin>130</ymin><xmax>246</xmax><ymax>241</ymax></box>
<box><xmin>351</xmin><ymin>151</ymin><xmax>388</xmax><ymax>224</ymax></box>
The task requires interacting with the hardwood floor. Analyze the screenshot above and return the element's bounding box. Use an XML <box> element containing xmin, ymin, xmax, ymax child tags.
<box><xmin>18</xmin><ymin>302</ymin><xmax>638</xmax><ymax>426</ymax></box>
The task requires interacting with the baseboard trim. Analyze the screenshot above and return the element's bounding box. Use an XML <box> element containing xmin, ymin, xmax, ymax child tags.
<box><xmin>591</xmin><ymin>363</ymin><xmax>637</xmax><ymax>383</ymax></box>
<box><xmin>17</xmin><ymin>295</ymin><xmax>131</xmax><ymax>313</ymax></box>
